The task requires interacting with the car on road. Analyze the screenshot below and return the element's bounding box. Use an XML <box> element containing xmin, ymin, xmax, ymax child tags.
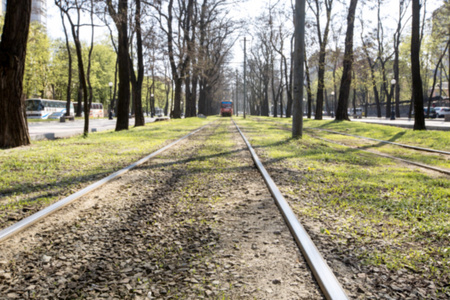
<box><xmin>434</xmin><ymin>107</ymin><xmax>450</xmax><ymax>118</ymax></box>
<box><xmin>424</xmin><ymin>107</ymin><xmax>437</xmax><ymax>118</ymax></box>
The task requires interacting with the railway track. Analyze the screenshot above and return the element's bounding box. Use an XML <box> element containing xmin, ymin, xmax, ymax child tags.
<box><xmin>304</xmin><ymin>128</ymin><xmax>450</xmax><ymax>176</ymax></box>
<box><xmin>0</xmin><ymin>120</ymin><xmax>349</xmax><ymax>299</ymax></box>
<box><xmin>308</xmin><ymin>127</ymin><xmax>450</xmax><ymax>156</ymax></box>
<box><xmin>256</xmin><ymin>118</ymin><xmax>450</xmax><ymax>176</ymax></box>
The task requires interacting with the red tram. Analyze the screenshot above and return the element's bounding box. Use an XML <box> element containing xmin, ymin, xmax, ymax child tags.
<box><xmin>220</xmin><ymin>101</ymin><xmax>233</xmax><ymax>117</ymax></box>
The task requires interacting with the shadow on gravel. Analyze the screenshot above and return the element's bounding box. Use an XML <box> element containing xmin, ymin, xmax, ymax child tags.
<box><xmin>52</xmin><ymin>171</ymin><xmax>218</xmax><ymax>298</ymax></box>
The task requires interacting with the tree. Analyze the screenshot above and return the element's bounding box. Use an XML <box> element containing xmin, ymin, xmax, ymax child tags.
<box><xmin>411</xmin><ymin>0</ymin><xmax>426</xmax><ymax>130</ymax></box>
<box><xmin>59</xmin><ymin>10</ymin><xmax>73</xmax><ymax>116</ymax></box>
<box><xmin>0</xmin><ymin>0</ymin><xmax>32</xmax><ymax>148</ymax></box>
<box><xmin>107</xmin><ymin>0</ymin><xmax>130</xmax><ymax>131</ymax></box>
<box><xmin>129</xmin><ymin>0</ymin><xmax>145</xmax><ymax>126</ymax></box>
<box><xmin>56</xmin><ymin>0</ymin><xmax>93</xmax><ymax>136</ymax></box>
<box><xmin>360</xmin><ymin>19</ymin><xmax>382</xmax><ymax>118</ymax></box>
<box><xmin>392</xmin><ymin>0</ymin><xmax>411</xmax><ymax>118</ymax></box>
<box><xmin>335</xmin><ymin>0</ymin><xmax>358</xmax><ymax>121</ymax></box>
<box><xmin>149</xmin><ymin>0</ymin><xmax>189</xmax><ymax>119</ymax></box>
<box><xmin>308</xmin><ymin>0</ymin><xmax>334</xmax><ymax>120</ymax></box>
<box><xmin>292</xmin><ymin>0</ymin><xmax>305</xmax><ymax>138</ymax></box>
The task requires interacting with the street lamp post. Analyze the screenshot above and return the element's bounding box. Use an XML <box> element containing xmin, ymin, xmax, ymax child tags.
<box><xmin>390</xmin><ymin>79</ymin><xmax>396</xmax><ymax>120</ymax></box>
<box><xmin>108</xmin><ymin>82</ymin><xmax>113</xmax><ymax>119</ymax></box>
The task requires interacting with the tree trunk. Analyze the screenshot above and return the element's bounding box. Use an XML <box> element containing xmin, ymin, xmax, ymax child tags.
<box><xmin>313</xmin><ymin>0</ymin><xmax>332</xmax><ymax>120</ymax></box>
<box><xmin>366</xmin><ymin>58</ymin><xmax>382</xmax><ymax>117</ymax></box>
<box><xmin>305</xmin><ymin>52</ymin><xmax>312</xmax><ymax>119</ymax></box>
<box><xmin>0</xmin><ymin>0</ymin><xmax>32</xmax><ymax>148</ymax></box>
<box><xmin>134</xmin><ymin>0</ymin><xmax>145</xmax><ymax>127</ymax></box>
<box><xmin>60</xmin><ymin>9</ymin><xmax>72</xmax><ymax>117</ymax></box>
<box><xmin>109</xmin><ymin>0</ymin><xmax>130</xmax><ymax>131</ymax></box>
<box><xmin>314</xmin><ymin>50</ymin><xmax>326</xmax><ymax>119</ymax></box>
<box><xmin>335</xmin><ymin>0</ymin><xmax>358</xmax><ymax>121</ymax></box>
<box><xmin>411</xmin><ymin>0</ymin><xmax>426</xmax><ymax>130</ymax></box>
<box><xmin>292</xmin><ymin>0</ymin><xmax>305</xmax><ymax>138</ymax></box>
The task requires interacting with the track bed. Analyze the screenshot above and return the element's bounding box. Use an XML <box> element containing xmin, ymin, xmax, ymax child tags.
<box><xmin>0</xmin><ymin>120</ymin><xmax>325</xmax><ymax>299</ymax></box>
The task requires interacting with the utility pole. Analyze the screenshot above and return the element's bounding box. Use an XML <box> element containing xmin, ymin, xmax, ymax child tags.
<box><xmin>244</xmin><ymin>37</ymin><xmax>247</xmax><ymax>119</ymax></box>
<box><xmin>236</xmin><ymin>69</ymin><xmax>239</xmax><ymax>116</ymax></box>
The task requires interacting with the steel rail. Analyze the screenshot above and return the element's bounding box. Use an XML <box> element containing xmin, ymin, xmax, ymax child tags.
<box><xmin>256</xmin><ymin>119</ymin><xmax>449</xmax><ymax>175</ymax></box>
<box><xmin>232</xmin><ymin>119</ymin><xmax>349</xmax><ymax>300</ymax></box>
<box><xmin>0</xmin><ymin>123</ymin><xmax>212</xmax><ymax>243</ymax></box>
<box><xmin>310</xmin><ymin>135</ymin><xmax>450</xmax><ymax>176</ymax></box>
<box><xmin>308</xmin><ymin>127</ymin><xmax>450</xmax><ymax>155</ymax></box>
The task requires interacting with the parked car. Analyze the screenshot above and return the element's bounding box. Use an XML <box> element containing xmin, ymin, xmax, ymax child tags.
<box><xmin>348</xmin><ymin>108</ymin><xmax>363</xmax><ymax>118</ymax></box>
<box><xmin>424</xmin><ymin>107</ymin><xmax>437</xmax><ymax>118</ymax></box>
<box><xmin>434</xmin><ymin>107</ymin><xmax>450</xmax><ymax>118</ymax></box>
<box><xmin>48</xmin><ymin>110</ymin><xmax>67</xmax><ymax>119</ymax></box>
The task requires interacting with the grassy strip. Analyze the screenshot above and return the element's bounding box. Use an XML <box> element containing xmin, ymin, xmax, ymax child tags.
<box><xmin>260</xmin><ymin>117</ymin><xmax>450</xmax><ymax>170</ymax></box>
<box><xmin>0</xmin><ymin>117</ymin><xmax>213</xmax><ymax>221</ymax></box>
<box><xmin>235</xmin><ymin>116</ymin><xmax>449</xmax><ymax>292</ymax></box>
<box><xmin>270</xmin><ymin>117</ymin><xmax>450</xmax><ymax>151</ymax></box>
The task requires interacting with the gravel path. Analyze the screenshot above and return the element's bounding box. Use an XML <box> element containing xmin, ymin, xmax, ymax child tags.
<box><xmin>0</xmin><ymin>120</ymin><xmax>323</xmax><ymax>299</ymax></box>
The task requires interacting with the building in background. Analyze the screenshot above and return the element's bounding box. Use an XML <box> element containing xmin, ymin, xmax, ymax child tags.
<box><xmin>1</xmin><ymin>0</ymin><xmax>7</xmax><ymax>15</ymax></box>
<box><xmin>31</xmin><ymin>0</ymin><xmax>47</xmax><ymax>27</ymax></box>
<box><xmin>1</xmin><ymin>0</ymin><xmax>47</xmax><ymax>28</ymax></box>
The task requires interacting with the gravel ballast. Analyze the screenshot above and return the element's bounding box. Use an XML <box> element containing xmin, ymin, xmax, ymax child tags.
<box><xmin>0</xmin><ymin>120</ymin><xmax>325</xmax><ymax>299</ymax></box>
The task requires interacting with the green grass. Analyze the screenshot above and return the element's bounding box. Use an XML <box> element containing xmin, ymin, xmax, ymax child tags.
<box><xmin>235</xmin><ymin>116</ymin><xmax>449</xmax><ymax>291</ymax></box>
<box><xmin>308</xmin><ymin>118</ymin><xmax>450</xmax><ymax>151</ymax></box>
<box><xmin>0</xmin><ymin>117</ymin><xmax>213</xmax><ymax>217</ymax></box>
<box><xmin>259</xmin><ymin>117</ymin><xmax>450</xmax><ymax>170</ymax></box>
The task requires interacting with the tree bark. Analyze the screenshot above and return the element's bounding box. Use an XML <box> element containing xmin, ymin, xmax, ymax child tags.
<box><xmin>292</xmin><ymin>0</ymin><xmax>305</xmax><ymax>138</ymax></box>
<box><xmin>335</xmin><ymin>0</ymin><xmax>358</xmax><ymax>121</ymax></box>
<box><xmin>411</xmin><ymin>0</ymin><xmax>426</xmax><ymax>130</ymax></box>
<box><xmin>305</xmin><ymin>52</ymin><xmax>312</xmax><ymax>119</ymax></box>
<box><xmin>0</xmin><ymin>0</ymin><xmax>32</xmax><ymax>148</ymax></box>
<box><xmin>311</xmin><ymin>0</ymin><xmax>333</xmax><ymax>120</ymax></box>
<box><xmin>107</xmin><ymin>0</ymin><xmax>130</xmax><ymax>131</ymax></box>
<box><xmin>60</xmin><ymin>9</ymin><xmax>72</xmax><ymax>117</ymax></box>
<box><xmin>133</xmin><ymin>0</ymin><xmax>145</xmax><ymax>126</ymax></box>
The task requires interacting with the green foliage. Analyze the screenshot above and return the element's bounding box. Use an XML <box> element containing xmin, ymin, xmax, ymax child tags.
<box><xmin>0</xmin><ymin>14</ymin><xmax>3</xmax><ymax>36</ymax></box>
<box><xmin>24</xmin><ymin>21</ymin><xmax>50</xmax><ymax>98</ymax></box>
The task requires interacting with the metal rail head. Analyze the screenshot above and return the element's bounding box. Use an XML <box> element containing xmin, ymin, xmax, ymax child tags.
<box><xmin>310</xmin><ymin>127</ymin><xmax>450</xmax><ymax>156</ymax></box>
<box><xmin>232</xmin><ymin>119</ymin><xmax>349</xmax><ymax>300</ymax></box>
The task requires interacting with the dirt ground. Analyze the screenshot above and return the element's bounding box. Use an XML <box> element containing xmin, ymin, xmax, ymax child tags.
<box><xmin>0</xmin><ymin>120</ymin><xmax>328</xmax><ymax>299</ymax></box>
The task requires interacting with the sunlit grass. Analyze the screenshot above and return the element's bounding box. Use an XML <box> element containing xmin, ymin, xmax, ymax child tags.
<box><xmin>0</xmin><ymin>117</ymin><xmax>213</xmax><ymax>216</ymax></box>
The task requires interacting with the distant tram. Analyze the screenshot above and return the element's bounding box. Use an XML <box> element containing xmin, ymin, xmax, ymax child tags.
<box><xmin>220</xmin><ymin>101</ymin><xmax>233</xmax><ymax>117</ymax></box>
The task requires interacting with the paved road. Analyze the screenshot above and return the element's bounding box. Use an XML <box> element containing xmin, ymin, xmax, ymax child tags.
<box><xmin>322</xmin><ymin>116</ymin><xmax>450</xmax><ymax>131</ymax></box>
<box><xmin>28</xmin><ymin>117</ymin><xmax>157</xmax><ymax>141</ymax></box>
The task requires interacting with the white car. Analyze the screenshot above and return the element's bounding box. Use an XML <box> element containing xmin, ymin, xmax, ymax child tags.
<box><xmin>434</xmin><ymin>107</ymin><xmax>450</xmax><ymax>118</ymax></box>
